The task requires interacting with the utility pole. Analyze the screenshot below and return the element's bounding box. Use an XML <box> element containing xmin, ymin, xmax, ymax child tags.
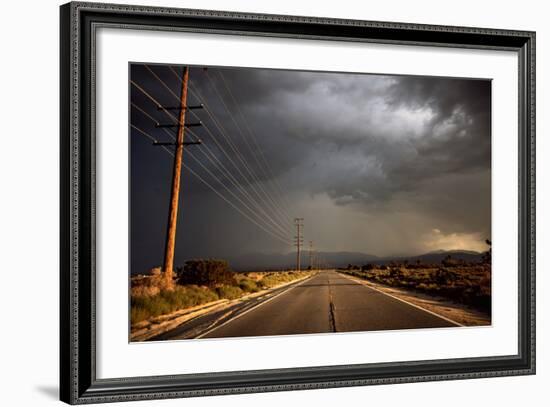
<box><xmin>309</xmin><ymin>240</ymin><xmax>314</xmax><ymax>271</ymax></box>
<box><xmin>158</xmin><ymin>66</ymin><xmax>203</xmax><ymax>287</ymax></box>
<box><xmin>294</xmin><ymin>218</ymin><xmax>304</xmax><ymax>272</ymax></box>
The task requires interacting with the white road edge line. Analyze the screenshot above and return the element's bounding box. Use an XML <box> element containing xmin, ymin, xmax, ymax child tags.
<box><xmin>195</xmin><ymin>274</ymin><xmax>316</xmax><ymax>339</ymax></box>
<box><xmin>338</xmin><ymin>271</ymin><xmax>465</xmax><ymax>327</ymax></box>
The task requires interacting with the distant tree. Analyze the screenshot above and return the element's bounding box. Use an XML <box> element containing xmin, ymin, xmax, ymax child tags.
<box><xmin>442</xmin><ymin>254</ymin><xmax>460</xmax><ymax>267</ymax></box>
<box><xmin>361</xmin><ymin>264</ymin><xmax>375</xmax><ymax>271</ymax></box>
<box><xmin>482</xmin><ymin>239</ymin><xmax>492</xmax><ymax>264</ymax></box>
<box><xmin>176</xmin><ymin>259</ymin><xmax>235</xmax><ymax>287</ymax></box>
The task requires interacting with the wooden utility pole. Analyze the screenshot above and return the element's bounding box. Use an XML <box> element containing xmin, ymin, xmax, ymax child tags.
<box><xmin>294</xmin><ymin>218</ymin><xmax>304</xmax><ymax>272</ymax></box>
<box><xmin>162</xmin><ymin>67</ymin><xmax>190</xmax><ymax>287</ymax></box>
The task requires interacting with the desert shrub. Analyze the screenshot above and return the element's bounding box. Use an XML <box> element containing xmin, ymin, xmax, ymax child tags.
<box><xmin>434</xmin><ymin>268</ymin><xmax>458</xmax><ymax>284</ymax></box>
<box><xmin>442</xmin><ymin>255</ymin><xmax>463</xmax><ymax>267</ymax></box>
<box><xmin>482</xmin><ymin>239</ymin><xmax>492</xmax><ymax>264</ymax></box>
<box><xmin>239</xmin><ymin>279</ymin><xmax>259</xmax><ymax>293</ymax></box>
<box><xmin>361</xmin><ymin>264</ymin><xmax>375</xmax><ymax>271</ymax></box>
<box><xmin>244</xmin><ymin>272</ymin><xmax>263</xmax><ymax>282</ymax></box>
<box><xmin>407</xmin><ymin>261</ymin><xmax>431</xmax><ymax>269</ymax></box>
<box><xmin>131</xmin><ymin>284</ymin><xmax>161</xmax><ymax>298</ymax></box>
<box><xmin>176</xmin><ymin>259</ymin><xmax>236</xmax><ymax>287</ymax></box>
<box><xmin>416</xmin><ymin>283</ymin><xmax>438</xmax><ymax>292</ymax></box>
<box><xmin>216</xmin><ymin>285</ymin><xmax>243</xmax><ymax>300</ymax></box>
<box><xmin>479</xmin><ymin>269</ymin><xmax>491</xmax><ymax>293</ymax></box>
<box><xmin>130</xmin><ymin>267</ymin><xmax>173</xmax><ymax>297</ymax></box>
<box><xmin>389</xmin><ymin>268</ymin><xmax>401</xmax><ymax>277</ymax></box>
<box><xmin>130</xmin><ymin>306</ymin><xmax>150</xmax><ymax>325</ymax></box>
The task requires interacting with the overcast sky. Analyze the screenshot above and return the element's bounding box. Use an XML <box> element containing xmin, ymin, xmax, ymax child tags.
<box><xmin>130</xmin><ymin>64</ymin><xmax>491</xmax><ymax>274</ymax></box>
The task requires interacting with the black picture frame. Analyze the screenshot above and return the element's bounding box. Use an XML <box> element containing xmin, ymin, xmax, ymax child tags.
<box><xmin>60</xmin><ymin>2</ymin><xmax>536</xmax><ymax>404</ymax></box>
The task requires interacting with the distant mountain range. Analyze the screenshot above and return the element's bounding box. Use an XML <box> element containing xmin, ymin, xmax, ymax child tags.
<box><xmin>389</xmin><ymin>250</ymin><xmax>483</xmax><ymax>266</ymax></box>
<box><xmin>228</xmin><ymin>249</ymin><xmax>484</xmax><ymax>271</ymax></box>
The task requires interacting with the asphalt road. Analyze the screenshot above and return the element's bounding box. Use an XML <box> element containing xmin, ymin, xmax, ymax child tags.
<box><xmin>152</xmin><ymin>270</ymin><xmax>458</xmax><ymax>341</ymax></box>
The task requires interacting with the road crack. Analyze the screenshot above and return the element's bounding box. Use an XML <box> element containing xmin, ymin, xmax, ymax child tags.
<box><xmin>328</xmin><ymin>282</ymin><xmax>337</xmax><ymax>332</ymax></box>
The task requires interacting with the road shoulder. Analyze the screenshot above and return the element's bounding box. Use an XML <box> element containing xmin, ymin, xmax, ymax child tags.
<box><xmin>337</xmin><ymin>271</ymin><xmax>491</xmax><ymax>327</ymax></box>
<box><xmin>131</xmin><ymin>273</ymin><xmax>316</xmax><ymax>341</ymax></box>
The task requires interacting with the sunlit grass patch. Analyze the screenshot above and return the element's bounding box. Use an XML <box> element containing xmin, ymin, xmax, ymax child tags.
<box><xmin>131</xmin><ymin>285</ymin><xmax>219</xmax><ymax>325</ymax></box>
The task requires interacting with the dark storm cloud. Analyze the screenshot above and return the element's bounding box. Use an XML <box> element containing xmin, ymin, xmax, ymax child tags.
<box><xmin>130</xmin><ymin>64</ymin><xmax>491</xmax><ymax>273</ymax></box>
<box><xmin>215</xmin><ymin>68</ymin><xmax>490</xmax><ymax>208</ymax></box>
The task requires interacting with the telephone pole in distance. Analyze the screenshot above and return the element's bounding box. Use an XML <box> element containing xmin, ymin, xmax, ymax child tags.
<box><xmin>294</xmin><ymin>218</ymin><xmax>304</xmax><ymax>272</ymax></box>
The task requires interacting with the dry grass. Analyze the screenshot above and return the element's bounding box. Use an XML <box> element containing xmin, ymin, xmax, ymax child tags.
<box><xmin>130</xmin><ymin>269</ymin><xmax>310</xmax><ymax>326</ymax></box>
<box><xmin>256</xmin><ymin>271</ymin><xmax>311</xmax><ymax>289</ymax></box>
<box><xmin>131</xmin><ymin>284</ymin><xmax>219</xmax><ymax>324</ymax></box>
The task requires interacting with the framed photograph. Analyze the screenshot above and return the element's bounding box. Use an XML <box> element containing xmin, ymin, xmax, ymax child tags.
<box><xmin>60</xmin><ymin>1</ymin><xmax>535</xmax><ymax>404</ymax></box>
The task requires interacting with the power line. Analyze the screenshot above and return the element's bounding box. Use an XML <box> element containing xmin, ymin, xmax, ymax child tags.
<box><xmin>189</xmin><ymin>140</ymin><xmax>291</xmax><ymax>238</ymax></box>
<box><xmin>131</xmin><ymin>81</ymin><xmax>293</xmax><ymax>239</ymax></box>
<box><xmin>201</xmin><ymin>70</ymin><xmax>294</xmax><ymax>229</ymax></box>
<box><xmin>169</xmin><ymin>66</ymin><xmax>293</xmax><ymax>234</ymax></box>
<box><xmin>130</xmin><ymin>66</ymin><xmax>298</xmax><ymax>248</ymax></box>
<box><xmin>185</xmin><ymin>150</ymin><xmax>290</xmax><ymax>242</ymax></box>
<box><xmin>130</xmin><ymin>123</ymin><xmax>291</xmax><ymax>245</ymax></box>
<box><xmin>130</xmin><ymin>123</ymin><xmax>157</xmax><ymax>143</ymax></box>
<box><xmin>152</xmin><ymin>67</ymin><xmax>291</xmax><ymax>234</ymax></box>
<box><xmin>190</xmin><ymin>109</ymin><xmax>294</xmax><ymax>233</ymax></box>
<box><xmin>131</xmin><ymin>112</ymin><xmax>290</xmax><ymax>242</ymax></box>
<box><xmin>200</xmin><ymin>102</ymin><xmax>293</xmax><ymax>235</ymax></box>
<box><xmin>216</xmin><ymin>69</ymin><xmax>295</xmax><ymax>213</ymax></box>
<box><xmin>167</xmin><ymin>69</ymin><xmax>294</xmax><ymax>236</ymax></box>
